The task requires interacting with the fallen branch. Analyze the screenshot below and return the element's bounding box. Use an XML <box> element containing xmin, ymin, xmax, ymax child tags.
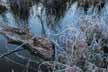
<box><xmin>0</xmin><ymin>24</ymin><xmax>55</xmax><ymax>60</ymax></box>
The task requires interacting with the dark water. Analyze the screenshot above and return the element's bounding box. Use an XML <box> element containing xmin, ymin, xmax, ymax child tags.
<box><xmin>0</xmin><ymin>3</ymin><xmax>45</xmax><ymax>71</ymax></box>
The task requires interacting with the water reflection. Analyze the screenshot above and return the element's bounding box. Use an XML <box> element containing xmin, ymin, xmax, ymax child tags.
<box><xmin>0</xmin><ymin>4</ymin><xmax>45</xmax><ymax>71</ymax></box>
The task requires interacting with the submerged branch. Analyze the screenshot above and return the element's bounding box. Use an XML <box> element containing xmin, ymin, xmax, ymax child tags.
<box><xmin>0</xmin><ymin>42</ymin><xmax>26</xmax><ymax>58</ymax></box>
<box><xmin>0</xmin><ymin>48</ymin><xmax>24</xmax><ymax>58</ymax></box>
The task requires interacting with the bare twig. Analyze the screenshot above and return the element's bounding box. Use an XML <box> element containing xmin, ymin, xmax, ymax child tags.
<box><xmin>37</xmin><ymin>15</ymin><xmax>46</xmax><ymax>37</ymax></box>
<box><xmin>0</xmin><ymin>43</ymin><xmax>25</xmax><ymax>58</ymax></box>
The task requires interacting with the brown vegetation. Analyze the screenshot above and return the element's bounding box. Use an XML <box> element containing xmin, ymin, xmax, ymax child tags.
<box><xmin>44</xmin><ymin>0</ymin><xmax>69</xmax><ymax>16</ymax></box>
<box><xmin>9</xmin><ymin>0</ymin><xmax>33</xmax><ymax>20</ymax></box>
<box><xmin>0</xmin><ymin>5</ymin><xmax>7</xmax><ymax>14</ymax></box>
<box><xmin>78</xmin><ymin>0</ymin><xmax>104</xmax><ymax>12</ymax></box>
